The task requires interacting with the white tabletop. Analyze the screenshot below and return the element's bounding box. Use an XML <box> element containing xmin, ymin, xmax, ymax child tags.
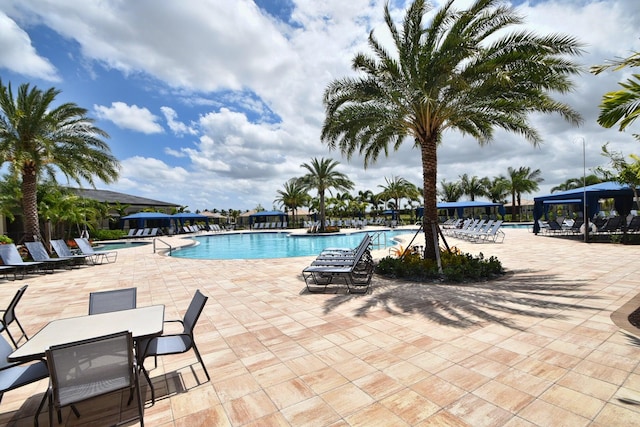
<box><xmin>9</xmin><ymin>304</ymin><xmax>165</xmax><ymax>362</ymax></box>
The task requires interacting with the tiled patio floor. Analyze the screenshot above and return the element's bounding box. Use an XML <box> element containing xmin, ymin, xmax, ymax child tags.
<box><xmin>1</xmin><ymin>227</ymin><xmax>640</xmax><ymax>426</ymax></box>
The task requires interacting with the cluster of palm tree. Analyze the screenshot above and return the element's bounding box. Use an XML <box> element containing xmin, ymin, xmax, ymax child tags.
<box><xmin>438</xmin><ymin>167</ymin><xmax>543</xmax><ymax>221</ymax></box>
<box><xmin>274</xmin><ymin>158</ymin><xmax>423</xmax><ymax>231</ymax></box>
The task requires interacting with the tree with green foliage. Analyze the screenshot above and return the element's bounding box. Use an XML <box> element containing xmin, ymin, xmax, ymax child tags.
<box><xmin>274</xmin><ymin>178</ymin><xmax>309</xmax><ymax>227</ymax></box>
<box><xmin>595</xmin><ymin>143</ymin><xmax>640</xmax><ymax>211</ymax></box>
<box><xmin>438</xmin><ymin>180</ymin><xmax>463</xmax><ymax>202</ymax></box>
<box><xmin>0</xmin><ymin>80</ymin><xmax>120</xmax><ymax>241</ymax></box>
<box><xmin>298</xmin><ymin>157</ymin><xmax>354</xmax><ymax>232</ymax></box>
<box><xmin>486</xmin><ymin>176</ymin><xmax>510</xmax><ymax>204</ymax></box>
<box><xmin>459</xmin><ymin>174</ymin><xmax>488</xmax><ymax>201</ymax></box>
<box><xmin>377</xmin><ymin>176</ymin><xmax>420</xmax><ymax>219</ymax></box>
<box><xmin>507</xmin><ymin>166</ymin><xmax>543</xmax><ymax>221</ymax></box>
<box><xmin>591</xmin><ymin>52</ymin><xmax>640</xmax><ymax>140</ymax></box>
<box><xmin>550</xmin><ymin>175</ymin><xmax>601</xmax><ymax>193</ymax></box>
<box><xmin>321</xmin><ymin>0</ymin><xmax>583</xmax><ymax>259</ymax></box>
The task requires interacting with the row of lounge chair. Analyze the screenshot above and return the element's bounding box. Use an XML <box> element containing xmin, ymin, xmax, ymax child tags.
<box><xmin>302</xmin><ymin>234</ymin><xmax>373</xmax><ymax>293</ymax></box>
<box><xmin>124</xmin><ymin>228</ymin><xmax>160</xmax><ymax>238</ymax></box>
<box><xmin>251</xmin><ymin>222</ymin><xmax>288</xmax><ymax>230</ymax></box>
<box><xmin>443</xmin><ymin>219</ymin><xmax>505</xmax><ymax>243</ymax></box>
<box><xmin>539</xmin><ymin>215</ymin><xmax>640</xmax><ymax>236</ymax></box>
<box><xmin>0</xmin><ymin>239</ymin><xmax>117</xmax><ymax>280</ymax></box>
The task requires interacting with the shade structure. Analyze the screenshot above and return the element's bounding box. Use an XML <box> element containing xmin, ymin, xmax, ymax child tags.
<box><xmin>249</xmin><ymin>210</ymin><xmax>286</xmax><ymax>226</ymax></box>
<box><xmin>416</xmin><ymin>201</ymin><xmax>506</xmax><ymax>219</ymax></box>
<box><xmin>121</xmin><ymin>212</ymin><xmax>172</xmax><ymax>220</ymax></box>
<box><xmin>533</xmin><ymin>181</ymin><xmax>636</xmax><ymax>234</ymax></box>
<box><xmin>171</xmin><ymin>213</ymin><xmax>209</xmax><ymax>228</ymax></box>
<box><xmin>121</xmin><ymin>212</ymin><xmax>172</xmax><ymax>229</ymax></box>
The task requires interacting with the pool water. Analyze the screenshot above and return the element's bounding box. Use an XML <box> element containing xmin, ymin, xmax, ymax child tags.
<box><xmin>171</xmin><ymin>230</ymin><xmax>418</xmax><ymax>260</ymax></box>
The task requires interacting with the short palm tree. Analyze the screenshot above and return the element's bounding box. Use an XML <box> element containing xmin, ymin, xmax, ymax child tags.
<box><xmin>459</xmin><ymin>174</ymin><xmax>488</xmax><ymax>201</ymax></box>
<box><xmin>486</xmin><ymin>176</ymin><xmax>510</xmax><ymax>204</ymax></box>
<box><xmin>377</xmin><ymin>176</ymin><xmax>420</xmax><ymax>219</ymax></box>
<box><xmin>438</xmin><ymin>180</ymin><xmax>463</xmax><ymax>202</ymax></box>
<box><xmin>274</xmin><ymin>178</ymin><xmax>310</xmax><ymax>227</ymax></box>
<box><xmin>0</xmin><ymin>81</ymin><xmax>120</xmax><ymax>241</ymax></box>
<box><xmin>507</xmin><ymin>166</ymin><xmax>543</xmax><ymax>221</ymax></box>
<box><xmin>298</xmin><ymin>157</ymin><xmax>354</xmax><ymax>232</ymax></box>
<box><xmin>321</xmin><ymin>0</ymin><xmax>583</xmax><ymax>260</ymax></box>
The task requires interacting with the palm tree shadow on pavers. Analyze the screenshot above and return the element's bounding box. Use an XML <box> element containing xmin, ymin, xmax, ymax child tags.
<box><xmin>321</xmin><ymin>270</ymin><xmax>603</xmax><ymax>330</ymax></box>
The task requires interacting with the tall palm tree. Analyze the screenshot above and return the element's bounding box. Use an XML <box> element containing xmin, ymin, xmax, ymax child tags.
<box><xmin>507</xmin><ymin>166</ymin><xmax>543</xmax><ymax>221</ymax></box>
<box><xmin>0</xmin><ymin>81</ymin><xmax>120</xmax><ymax>241</ymax></box>
<box><xmin>591</xmin><ymin>52</ymin><xmax>640</xmax><ymax>140</ymax></box>
<box><xmin>321</xmin><ymin>0</ymin><xmax>583</xmax><ymax>260</ymax></box>
<box><xmin>377</xmin><ymin>176</ymin><xmax>420</xmax><ymax>219</ymax></box>
<box><xmin>298</xmin><ymin>157</ymin><xmax>354</xmax><ymax>232</ymax></box>
<box><xmin>274</xmin><ymin>178</ymin><xmax>309</xmax><ymax>227</ymax></box>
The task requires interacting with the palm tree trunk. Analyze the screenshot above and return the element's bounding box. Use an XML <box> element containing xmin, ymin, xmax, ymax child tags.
<box><xmin>420</xmin><ymin>135</ymin><xmax>439</xmax><ymax>261</ymax></box>
<box><xmin>22</xmin><ymin>164</ymin><xmax>40</xmax><ymax>242</ymax></box>
<box><xmin>319</xmin><ymin>191</ymin><xmax>326</xmax><ymax>232</ymax></box>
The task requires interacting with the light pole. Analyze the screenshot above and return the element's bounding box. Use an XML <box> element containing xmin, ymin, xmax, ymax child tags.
<box><xmin>577</xmin><ymin>136</ymin><xmax>588</xmax><ymax>243</ymax></box>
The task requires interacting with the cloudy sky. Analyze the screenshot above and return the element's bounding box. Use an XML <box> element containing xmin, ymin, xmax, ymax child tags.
<box><xmin>0</xmin><ymin>0</ymin><xmax>638</xmax><ymax>212</ymax></box>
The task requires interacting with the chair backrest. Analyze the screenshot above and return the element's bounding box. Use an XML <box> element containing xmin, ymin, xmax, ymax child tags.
<box><xmin>51</xmin><ymin>240</ymin><xmax>72</xmax><ymax>257</ymax></box>
<box><xmin>74</xmin><ymin>238</ymin><xmax>95</xmax><ymax>254</ymax></box>
<box><xmin>24</xmin><ymin>241</ymin><xmax>50</xmax><ymax>261</ymax></box>
<box><xmin>182</xmin><ymin>290</ymin><xmax>208</xmax><ymax>335</ymax></box>
<box><xmin>0</xmin><ymin>244</ymin><xmax>24</xmax><ymax>264</ymax></box>
<box><xmin>46</xmin><ymin>331</ymin><xmax>135</xmax><ymax>408</ymax></box>
<box><xmin>89</xmin><ymin>288</ymin><xmax>137</xmax><ymax>315</ymax></box>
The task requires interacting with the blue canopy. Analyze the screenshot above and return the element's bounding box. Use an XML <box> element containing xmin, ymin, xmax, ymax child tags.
<box><xmin>249</xmin><ymin>210</ymin><xmax>286</xmax><ymax>225</ymax></box>
<box><xmin>121</xmin><ymin>212</ymin><xmax>172</xmax><ymax>220</ymax></box>
<box><xmin>121</xmin><ymin>212</ymin><xmax>172</xmax><ymax>229</ymax></box>
<box><xmin>416</xmin><ymin>201</ymin><xmax>506</xmax><ymax>218</ymax></box>
<box><xmin>533</xmin><ymin>181</ymin><xmax>635</xmax><ymax>233</ymax></box>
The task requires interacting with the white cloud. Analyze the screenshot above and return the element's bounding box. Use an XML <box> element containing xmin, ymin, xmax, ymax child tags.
<box><xmin>2</xmin><ymin>0</ymin><xmax>640</xmax><ymax>210</ymax></box>
<box><xmin>94</xmin><ymin>102</ymin><xmax>164</xmax><ymax>134</ymax></box>
<box><xmin>0</xmin><ymin>11</ymin><xmax>59</xmax><ymax>81</ymax></box>
<box><xmin>160</xmin><ymin>106</ymin><xmax>197</xmax><ymax>136</ymax></box>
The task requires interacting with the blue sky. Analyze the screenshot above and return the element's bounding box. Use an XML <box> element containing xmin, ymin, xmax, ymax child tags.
<box><xmin>0</xmin><ymin>0</ymin><xmax>638</xmax><ymax>212</ymax></box>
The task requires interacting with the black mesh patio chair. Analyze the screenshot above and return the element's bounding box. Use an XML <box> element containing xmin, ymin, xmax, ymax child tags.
<box><xmin>138</xmin><ymin>290</ymin><xmax>209</xmax><ymax>404</ymax></box>
<box><xmin>89</xmin><ymin>288</ymin><xmax>137</xmax><ymax>315</ymax></box>
<box><xmin>39</xmin><ymin>331</ymin><xmax>144</xmax><ymax>426</ymax></box>
<box><xmin>0</xmin><ymin>284</ymin><xmax>30</xmax><ymax>348</ymax></box>
<box><xmin>0</xmin><ymin>334</ymin><xmax>48</xmax><ymax>413</ymax></box>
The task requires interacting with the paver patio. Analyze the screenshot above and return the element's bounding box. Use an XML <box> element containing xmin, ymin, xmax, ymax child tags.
<box><xmin>0</xmin><ymin>227</ymin><xmax>639</xmax><ymax>426</ymax></box>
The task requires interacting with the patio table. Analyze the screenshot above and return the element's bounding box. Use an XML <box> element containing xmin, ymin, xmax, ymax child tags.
<box><xmin>8</xmin><ymin>305</ymin><xmax>165</xmax><ymax>363</ymax></box>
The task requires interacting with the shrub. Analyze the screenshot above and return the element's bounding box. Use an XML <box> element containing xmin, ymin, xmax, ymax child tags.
<box><xmin>375</xmin><ymin>248</ymin><xmax>503</xmax><ymax>282</ymax></box>
<box><xmin>91</xmin><ymin>229</ymin><xmax>128</xmax><ymax>241</ymax></box>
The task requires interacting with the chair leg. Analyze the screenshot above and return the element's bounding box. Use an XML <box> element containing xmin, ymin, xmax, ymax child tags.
<box><xmin>191</xmin><ymin>343</ymin><xmax>210</xmax><ymax>382</ymax></box>
<box><xmin>135</xmin><ymin>370</ymin><xmax>145</xmax><ymax>426</ymax></box>
<box><xmin>140</xmin><ymin>366</ymin><xmax>155</xmax><ymax>405</ymax></box>
<box><xmin>33</xmin><ymin>390</ymin><xmax>48</xmax><ymax>427</ymax></box>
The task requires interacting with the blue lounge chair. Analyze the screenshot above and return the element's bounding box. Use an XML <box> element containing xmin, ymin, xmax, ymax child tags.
<box><xmin>73</xmin><ymin>238</ymin><xmax>118</xmax><ymax>264</ymax></box>
<box><xmin>0</xmin><ymin>244</ymin><xmax>45</xmax><ymax>278</ymax></box>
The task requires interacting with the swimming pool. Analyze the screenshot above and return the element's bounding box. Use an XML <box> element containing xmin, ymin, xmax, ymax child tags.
<box><xmin>171</xmin><ymin>230</ymin><xmax>419</xmax><ymax>260</ymax></box>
